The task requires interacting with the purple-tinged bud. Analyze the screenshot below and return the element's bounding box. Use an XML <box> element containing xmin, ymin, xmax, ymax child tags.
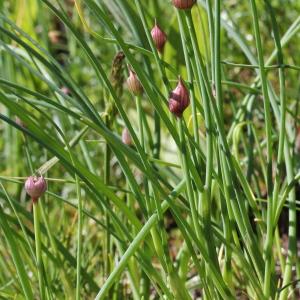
<box><xmin>25</xmin><ymin>176</ymin><xmax>47</xmax><ymax>203</ymax></box>
<box><xmin>151</xmin><ymin>21</ymin><xmax>167</xmax><ymax>53</ymax></box>
<box><xmin>168</xmin><ymin>77</ymin><xmax>190</xmax><ymax>118</ymax></box>
<box><xmin>126</xmin><ymin>67</ymin><xmax>143</xmax><ymax>96</ymax></box>
<box><xmin>122</xmin><ymin>127</ymin><xmax>132</xmax><ymax>146</ymax></box>
<box><xmin>61</xmin><ymin>86</ymin><xmax>71</xmax><ymax>95</ymax></box>
<box><xmin>172</xmin><ymin>0</ymin><xmax>196</xmax><ymax>10</ymax></box>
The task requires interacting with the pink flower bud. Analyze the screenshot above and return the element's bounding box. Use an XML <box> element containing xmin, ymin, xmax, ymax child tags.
<box><xmin>61</xmin><ymin>86</ymin><xmax>70</xmax><ymax>95</ymax></box>
<box><xmin>25</xmin><ymin>176</ymin><xmax>47</xmax><ymax>203</ymax></box>
<box><xmin>172</xmin><ymin>0</ymin><xmax>196</xmax><ymax>10</ymax></box>
<box><xmin>151</xmin><ymin>21</ymin><xmax>167</xmax><ymax>53</ymax></box>
<box><xmin>168</xmin><ymin>77</ymin><xmax>190</xmax><ymax>118</ymax></box>
<box><xmin>122</xmin><ymin>127</ymin><xmax>132</xmax><ymax>146</ymax></box>
<box><xmin>126</xmin><ymin>67</ymin><xmax>143</xmax><ymax>96</ymax></box>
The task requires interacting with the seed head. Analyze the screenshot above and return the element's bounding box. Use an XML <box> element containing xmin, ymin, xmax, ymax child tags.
<box><xmin>25</xmin><ymin>176</ymin><xmax>47</xmax><ymax>203</ymax></box>
<box><xmin>168</xmin><ymin>77</ymin><xmax>190</xmax><ymax>118</ymax></box>
<box><xmin>126</xmin><ymin>67</ymin><xmax>143</xmax><ymax>96</ymax></box>
<box><xmin>172</xmin><ymin>0</ymin><xmax>196</xmax><ymax>10</ymax></box>
<box><xmin>151</xmin><ymin>21</ymin><xmax>167</xmax><ymax>53</ymax></box>
<box><xmin>110</xmin><ymin>51</ymin><xmax>125</xmax><ymax>98</ymax></box>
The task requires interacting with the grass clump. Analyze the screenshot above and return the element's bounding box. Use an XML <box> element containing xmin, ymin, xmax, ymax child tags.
<box><xmin>1</xmin><ymin>0</ymin><xmax>300</xmax><ymax>299</ymax></box>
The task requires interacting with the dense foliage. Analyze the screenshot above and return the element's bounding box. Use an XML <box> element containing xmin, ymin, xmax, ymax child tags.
<box><xmin>1</xmin><ymin>0</ymin><xmax>300</xmax><ymax>299</ymax></box>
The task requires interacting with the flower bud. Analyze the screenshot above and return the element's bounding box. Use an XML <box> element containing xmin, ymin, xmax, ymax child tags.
<box><xmin>122</xmin><ymin>127</ymin><xmax>132</xmax><ymax>146</ymax></box>
<box><xmin>25</xmin><ymin>176</ymin><xmax>47</xmax><ymax>203</ymax></box>
<box><xmin>61</xmin><ymin>86</ymin><xmax>71</xmax><ymax>95</ymax></box>
<box><xmin>151</xmin><ymin>21</ymin><xmax>167</xmax><ymax>53</ymax></box>
<box><xmin>168</xmin><ymin>77</ymin><xmax>190</xmax><ymax>118</ymax></box>
<box><xmin>172</xmin><ymin>0</ymin><xmax>196</xmax><ymax>10</ymax></box>
<box><xmin>126</xmin><ymin>67</ymin><xmax>143</xmax><ymax>96</ymax></box>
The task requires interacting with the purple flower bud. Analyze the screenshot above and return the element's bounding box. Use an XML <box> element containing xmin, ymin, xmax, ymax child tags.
<box><xmin>122</xmin><ymin>127</ymin><xmax>132</xmax><ymax>146</ymax></box>
<box><xmin>25</xmin><ymin>176</ymin><xmax>47</xmax><ymax>203</ymax></box>
<box><xmin>151</xmin><ymin>21</ymin><xmax>167</xmax><ymax>53</ymax></box>
<box><xmin>168</xmin><ymin>77</ymin><xmax>190</xmax><ymax>118</ymax></box>
<box><xmin>172</xmin><ymin>0</ymin><xmax>196</xmax><ymax>10</ymax></box>
<box><xmin>126</xmin><ymin>67</ymin><xmax>143</xmax><ymax>96</ymax></box>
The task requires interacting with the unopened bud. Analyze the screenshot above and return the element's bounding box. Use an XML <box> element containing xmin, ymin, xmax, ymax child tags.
<box><xmin>25</xmin><ymin>176</ymin><xmax>47</xmax><ymax>203</ymax></box>
<box><xmin>172</xmin><ymin>0</ymin><xmax>196</xmax><ymax>10</ymax></box>
<box><xmin>168</xmin><ymin>77</ymin><xmax>190</xmax><ymax>118</ymax></box>
<box><xmin>61</xmin><ymin>86</ymin><xmax>71</xmax><ymax>95</ymax></box>
<box><xmin>122</xmin><ymin>128</ymin><xmax>132</xmax><ymax>146</ymax></box>
<box><xmin>151</xmin><ymin>21</ymin><xmax>167</xmax><ymax>53</ymax></box>
<box><xmin>126</xmin><ymin>67</ymin><xmax>143</xmax><ymax>96</ymax></box>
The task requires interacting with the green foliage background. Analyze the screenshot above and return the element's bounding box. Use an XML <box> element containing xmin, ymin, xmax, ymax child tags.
<box><xmin>1</xmin><ymin>0</ymin><xmax>300</xmax><ymax>299</ymax></box>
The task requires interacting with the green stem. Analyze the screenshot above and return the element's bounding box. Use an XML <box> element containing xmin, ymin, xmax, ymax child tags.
<box><xmin>76</xmin><ymin>175</ymin><xmax>83</xmax><ymax>300</ymax></box>
<box><xmin>134</xmin><ymin>0</ymin><xmax>171</xmax><ymax>92</ymax></box>
<box><xmin>0</xmin><ymin>205</ymin><xmax>33</xmax><ymax>300</ymax></box>
<box><xmin>182</xmin><ymin>17</ymin><xmax>265</xmax><ymax>285</ymax></box>
<box><xmin>185</xmin><ymin>7</ymin><xmax>219</xmax><ymax>271</ymax></box>
<box><xmin>214</xmin><ymin>0</ymin><xmax>223</xmax><ymax>119</ymax></box>
<box><xmin>39</xmin><ymin>201</ymin><xmax>73</xmax><ymax>297</ymax></box>
<box><xmin>33</xmin><ymin>201</ymin><xmax>45</xmax><ymax>300</ymax></box>
<box><xmin>135</xmin><ymin>95</ymin><xmax>151</xmax><ymax>214</ymax></box>
<box><xmin>248</xmin><ymin>0</ymin><xmax>273</xmax><ymax>297</ymax></box>
<box><xmin>134</xmin><ymin>95</ymin><xmax>153</xmax><ymax>300</ymax></box>
<box><xmin>185</xmin><ymin>10</ymin><xmax>214</xmax><ymax>188</ymax></box>
<box><xmin>206</xmin><ymin>0</ymin><xmax>215</xmax><ymax>82</ymax></box>
<box><xmin>104</xmin><ymin>115</ymin><xmax>111</xmax><ymax>277</ymax></box>
<box><xmin>94</xmin><ymin>181</ymin><xmax>186</xmax><ymax>300</ymax></box>
<box><xmin>176</xmin><ymin>11</ymin><xmax>200</xmax><ymax>148</ymax></box>
<box><xmin>135</xmin><ymin>95</ymin><xmax>185</xmax><ymax>299</ymax></box>
<box><xmin>178</xmin><ymin>119</ymin><xmax>200</xmax><ymax>239</ymax></box>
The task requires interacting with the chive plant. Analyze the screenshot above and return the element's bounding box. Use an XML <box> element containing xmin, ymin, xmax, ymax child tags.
<box><xmin>0</xmin><ymin>0</ymin><xmax>300</xmax><ymax>299</ymax></box>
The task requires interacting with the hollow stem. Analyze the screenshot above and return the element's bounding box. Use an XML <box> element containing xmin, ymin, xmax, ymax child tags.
<box><xmin>76</xmin><ymin>175</ymin><xmax>83</xmax><ymax>300</ymax></box>
<box><xmin>33</xmin><ymin>200</ymin><xmax>45</xmax><ymax>300</ymax></box>
<box><xmin>248</xmin><ymin>0</ymin><xmax>273</xmax><ymax>296</ymax></box>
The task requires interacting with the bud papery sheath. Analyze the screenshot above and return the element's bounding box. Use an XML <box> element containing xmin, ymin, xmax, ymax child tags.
<box><xmin>25</xmin><ymin>176</ymin><xmax>47</xmax><ymax>203</ymax></box>
<box><xmin>151</xmin><ymin>22</ymin><xmax>167</xmax><ymax>53</ymax></box>
<box><xmin>122</xmin><ymin>127</ymin><xmax>132</xmax><ymax>146</ymax></box>
<box><xmin>126</xmin><ymin>67</ymin><xmax>143</xmax><ymax>96</ymax></box>
<box><xmin>168</xmin><ymin>77</ymin><xmax>190</xmax><ymax>118</ymax></box>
